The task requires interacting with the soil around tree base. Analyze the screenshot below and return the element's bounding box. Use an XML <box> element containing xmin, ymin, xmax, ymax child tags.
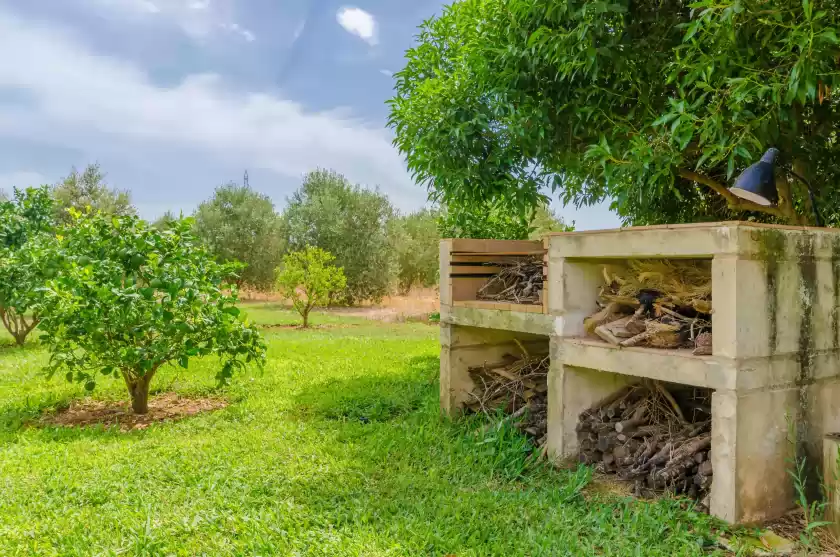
<box><xmin>38</xmin><ymin>393</ymin><xmax>228</xmax><ymax>431</ymax></box>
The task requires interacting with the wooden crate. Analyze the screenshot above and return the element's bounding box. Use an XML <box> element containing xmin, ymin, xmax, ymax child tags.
<box><xmin>440</xmin><ymin>238</ymin><xmax>547</xmax><ymax>314</ymax></box>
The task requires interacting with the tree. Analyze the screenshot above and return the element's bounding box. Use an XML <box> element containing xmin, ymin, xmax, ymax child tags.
<box><xmin>282</xmin><ymin>169</ymin><xmax>396</xmax><ymax>304</ymax></box>
<box><xmin>438</xmin><ymin>200</ymin><xmax>573</xmax><ymax>239</ymax></box>
<box><xmin>38</xmin><ymin>212</ymin><xmax>266</xmax><ymax>414</ymax></box>
<box><xmin>153</xmin><ymin>211</ymin><xmax>178</xmax><ymax>230</ymax></box>
<box><xmin>391</xmin><ymin>208</ymin><xmax>440</xmax><ymax>293</ymax></box>
<box><xmin>193</xmin><ymin>183</ymin><xmax>285</xmax><ymax>290</ymax></box>
<box><xmin>275</xmin><ymin>247</ymin><xmax>347</xmax><ymax>328</ymax></box>
<box><xmin>0</xmin><ymin>187</ymin><xmax>55</xmax><ymax>345</ymax></box>
<box><xmin>529</xmin><ymin>205</ymin><xmax>574</xmax><ymax>239</ymax></box>
<box><xmin>389</xmin><ymin>0</ymin><xmax>840</xmax><ymax>226</ymax></box>
<box><xmin>53</xmin><ymin>164</ymin><xmax>135</xmax><ymax>223</ymax></box>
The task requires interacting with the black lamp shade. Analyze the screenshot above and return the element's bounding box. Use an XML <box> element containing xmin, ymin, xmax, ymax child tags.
<box><xmin>729</xmin><ymin>148</ymin><xmax>779</xmax><ymax>206</ymax></box>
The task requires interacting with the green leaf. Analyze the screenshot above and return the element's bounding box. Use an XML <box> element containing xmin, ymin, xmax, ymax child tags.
<box><xmin>84</xmin><ymin>380</ymin><xmax>96</xmax><ymax>391</ymax></box>
<box><xmin>179</xmin><ymin>355</ymin><xmax>189</xmax><ymax>369</ymax></box>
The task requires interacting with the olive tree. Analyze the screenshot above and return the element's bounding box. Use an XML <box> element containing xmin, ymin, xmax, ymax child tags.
<box><xmin>275</xmin><ymin>247</ymin><xmax>347</xmax><ymax>328</ymax></box>
<box><xmin>0</xmin><ymin>187</ymin><xmax>55</xmax><ymax>345</ymax></box>
<box><xmin>282</xmin><ymin>170</ymin><xmax>396</xmax><ymax>303</ymax></box>
<box><xmin>53</xmin><ymin>163</ymin><xmax>135</xmax><ymax>224</ymax></box>
<box><xmin>391</xmin><ymin>208</ymin><xmax>440</xmax><ymax>293</ymax></box>
<box><xmin>389</xmin><ymin>0</ymin><xmax>840</xmax><ymax>226</ymax></box>
<box><xmin>38</xmin><ymin>212</ymin><xmax>266</xmax><ymax>414</ymax></box>
<box><xmin>193</xmin><ymin>183</ymin><xmax>285</xmax><ymax>290</ymax></box>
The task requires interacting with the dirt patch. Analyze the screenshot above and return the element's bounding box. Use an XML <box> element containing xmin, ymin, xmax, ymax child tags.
<box><xmin>260</xmin><ymin>323</ymin><xmax>364</xmax><ymax>330</ymax></box>
<box><xmin>39</xmin><ymin>393</ymin><xmax>227</xmax><ymax>431</ymax></box>
<box><xmin>763</xmin><ymin>508</ymin><xmax>840</xmax><ymax>555</ymax></box>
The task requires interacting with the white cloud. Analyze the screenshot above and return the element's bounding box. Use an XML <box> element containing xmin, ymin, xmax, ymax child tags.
<box><xmin>0</xmin><ymin>171</ymin><xmax>50</xmax><ymax>193</ymax></box>
<box><xmin>220</xmin><ymin>22</ymin><xmax>255</xmax><ymax>42</ymax></box>
<box><xmin>88</xmin><ymin>0</ymin><xmax>254</xmax><ymax>42</ymax></box>
<box><xmin>336</xmin><ymin>7</ymin><xmax>377</xmax><ymax>46</ymax></box>
<box><xmin>0</xmin><ymin>10</ymin><xmax>418</xmax><ymax>208</ymax></box>
<box><xmin>379</xmin><ymin>69</ymin><xmax>393</xmax><ymax>77</ymax></box>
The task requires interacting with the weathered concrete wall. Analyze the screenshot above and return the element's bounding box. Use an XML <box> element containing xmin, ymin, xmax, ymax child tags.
<box><xmin>441</xmin><ymin>223</ymin><xmax>840</xmax><ymax>524</ymax></box>
<box><xmin>544</xmin><ymin>223</ymin><xmax>840</xmax><ymax>524</ymax></box>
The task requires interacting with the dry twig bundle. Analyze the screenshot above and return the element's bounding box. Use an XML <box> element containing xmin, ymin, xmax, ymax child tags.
<box><xmin>578</xmin><ymin>381</ymin><xmax>713</xmax><ymax>510</ymax></box>
<box><xmin>465</xmin><ymin>346</ymin><xmax>549</xmax><ymax>447</ymax></box>
<box><xmin>585</xmin><ymin>260</ymin><xmax>713</xmax><ymax>352</ymax></box>
<box><xmin>477</xmin><ymin>258</ymin><xmax>543</xmax><ymax>305</ymax></box>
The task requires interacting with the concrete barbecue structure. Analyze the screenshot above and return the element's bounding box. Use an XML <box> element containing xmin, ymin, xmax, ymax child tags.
<box><xmin>440</xmin><ymin>222</ymin><xmax>840</xmax><ymax>524</ymax></box>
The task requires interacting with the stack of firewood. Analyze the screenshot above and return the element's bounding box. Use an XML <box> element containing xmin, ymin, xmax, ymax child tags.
<box><xmin>465</xmin><ymin>345</ymin><xmax>549</xmax><ymax>448</ymax></box>
<box><xmin>477</xmin><ymin>258</ymin><xmax>543</xmax><ymax>305</ymax></box>
<box><xmin>577</xmin><ymin>381</ymin><xmax>713</xmax><ymax>510</ymax></box>
<box><xmin>584</xmin><ymin>260</ymin><xmax>713</xmax><ymax>354</ymax></box>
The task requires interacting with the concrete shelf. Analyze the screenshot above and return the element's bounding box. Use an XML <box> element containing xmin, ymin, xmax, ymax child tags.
<box><xmin>441</xmin><ymin>222</ymin><xmax>840</xmax><ymax>524</ymax></box>
<box><xmin>561</xmin><ymin>338</ymin><xmax>725</xmax><ymax>389</ymax></box>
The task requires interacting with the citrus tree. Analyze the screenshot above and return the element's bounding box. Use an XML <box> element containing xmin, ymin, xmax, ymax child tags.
<box><xmin>275</xmin><ymin>247</ymin><xmax>346</xmax><ymax>328</ymax></box>
<box><xmin>0</xmin><ymin>186</ymin><xmax>55</xmax><ymax>345</ymax></box>
<box><xmin>389</xmin><ymin>0</ymin><xmax>840</xmax><ymax>225</ymax></box>
<box><xmin>282</xmin><ymin>170</ymin><xmax>395</xmax><ymax>304</ymax></box>
<box><xmin>38</xmin><ymin>212</ymin><xmax>266</xmax><ymax>414</ymax></box>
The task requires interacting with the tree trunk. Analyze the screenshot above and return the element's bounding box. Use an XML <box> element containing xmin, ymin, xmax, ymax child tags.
<box><xmin>302</xmin><ymin>308</ymin><xmax>310</xmax><ymax>328</ymax></box>
<box><xmin>126</xmin><ymin>374</ymin><xmax>153</xmax><ymax>414</ymax></box>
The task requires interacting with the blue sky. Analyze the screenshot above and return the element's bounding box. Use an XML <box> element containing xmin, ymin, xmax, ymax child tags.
<box><xmin>0</xmin><ymin>0</ymin><xmax>620</xmax><ymax>229</ymax></box>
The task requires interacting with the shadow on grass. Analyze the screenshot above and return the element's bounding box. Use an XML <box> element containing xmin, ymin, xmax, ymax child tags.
<box><xmin>293</xmin><ymin>355</ymin><xmax>439</xmax><ymax>423</ymax></box>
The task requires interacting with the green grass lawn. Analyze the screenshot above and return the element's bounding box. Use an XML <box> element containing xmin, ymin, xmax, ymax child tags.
<box><xmin>0</xmin><ymin>304</ymin><xmax>724</xmax><ymax>556</ymax></box>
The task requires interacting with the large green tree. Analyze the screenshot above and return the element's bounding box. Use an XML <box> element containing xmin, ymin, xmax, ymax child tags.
<box><xmin>438</xmin><ymin>200</ymin><xmax>572</xmax><ymax>239</ymax></box>
<box><xmin>389</xmin><ymin>0</ymin><xmax>840</xmax><ymax>226</ymax></box>
<box><xmin>391</xmin><ymin>208</ymin><xmax>441</xmax><ymax>292</ymax></box>
<box><xmin>282</xmin><ymin>169</ymin><xmax>396</xmax><ymax>304</ymax></box>
<box><xmin>53</xmin><ymin>164</ymin><xmax>135</xmax><ymax>224</ymax></box>
<box><xmin>193</xmin><ymin>183</ymin><xmax>285</xmax><ymax>290</ymax></box>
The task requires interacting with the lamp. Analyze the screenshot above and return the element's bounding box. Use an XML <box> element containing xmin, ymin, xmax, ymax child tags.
<box><xmin>729</xmin><ymin>147</ymin><xmax>823</xmax><ymax>227</ymax></box>
<box><xmin>729</xmin><ymin>147</ymin><xmax>779</xmax><ymax>206</ymax></box>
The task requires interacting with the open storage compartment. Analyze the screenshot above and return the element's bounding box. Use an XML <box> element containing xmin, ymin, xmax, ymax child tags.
<box><xmin>577</xmin><ymin>380</ymin><xmax>714</xmax><ymax>510</ymax></box>
<box><xmin>440</xmin><ymin>238</ymin><xmax>553</xmax><ymax>335</ymax></box>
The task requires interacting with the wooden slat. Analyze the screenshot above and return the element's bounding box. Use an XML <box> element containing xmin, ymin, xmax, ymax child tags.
<box><xmin>450</xmin><ymin>250</ymin><xmax>545</xmax><ymax>256</ymax></box>
<box><xmin>449</xmin><ymin>265</ymin><xmax>504</xmax><ymax>275</ymax></box>
<box><xmin>450</xmin><ymin>254</ymin><xmax>522</xmax><ymax>263</ymax></box>
<box><xmin>452</xmin><ymin>300</ymin><xmax>545</xmax><ymax>313</ymax></box>
<box><xmin>449</xmin><ymin>239</ymin><xmax>542</xmax><ymax>253</ymax></box>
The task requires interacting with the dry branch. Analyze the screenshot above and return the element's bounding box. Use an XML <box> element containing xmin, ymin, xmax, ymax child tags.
<box><xmin>578</xmin><ymin>381</ymin><xmax>713</xmax><ymax>507</ymax></box>
<box><xmin>477</xmin><ymin>258</ymin><xmax>543</xmax><ymax>305</ymax></box>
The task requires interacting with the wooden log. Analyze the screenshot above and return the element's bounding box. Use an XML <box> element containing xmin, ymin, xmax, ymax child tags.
<box><xmin>698</xmin><ymin>460</ymin><xmax>713</xmax><ymax>476</ymax></box>
<box><xmin>655</xmin><ymin>435</ymin><xmax>712</xmax><ymax>481</ymax></box>
<box><xmin>694</xmin><ymin>451</ymin><xmax>706</xmax><ymax>464</ymax></box>
<box><xmin>581</xmin><ymin>385</ymin><xmax>634</xmax><ymax>419</ymax></box>
<box><xmin>594</xmin><ymin>324</ymin><xmax>622</xmax><ymax>345</ymax></box>
<box><xmin>615</xmin><ymin>405</ymin><xmax>649</xmax><ymax>433</ymax></box>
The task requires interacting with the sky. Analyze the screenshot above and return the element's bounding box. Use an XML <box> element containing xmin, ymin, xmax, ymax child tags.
<box><xmin>0</xmin><ymin>0</ymin><xmax>621</xmax><ymax>230</ymax></box>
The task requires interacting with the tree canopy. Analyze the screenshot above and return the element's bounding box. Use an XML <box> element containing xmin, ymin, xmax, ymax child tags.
<box><xmin>193</xmin><ymin>183</ymin><xmax>285</xmax><ymax>290</ymax></box>
<box><xmin>389</xmin><ymin>0</ymin><xmax>840</xmax><ymax>226</ymax></box>
<box><xmin>0</xmin><ymin>187</ymin><xmax>56</xmax><ymax>345</ymax></box>
<box><xmin>53</xmin><ymin>164</ymin><xmax>135</xmax><ymax>224</ymax></box>
<box><xmin>39</xmin><ymin>212</ymin><xmax>265</xmax><ymax>413</ymax></box>
<box><xmin>283</xmin><ymin>169</ymin><xmax>396</xmax><ymax>303</ymax></box>
<box><xmin>392</xmin><ymin>208</ymin><xmax>440</xmax><ymax>292</ymax></box>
